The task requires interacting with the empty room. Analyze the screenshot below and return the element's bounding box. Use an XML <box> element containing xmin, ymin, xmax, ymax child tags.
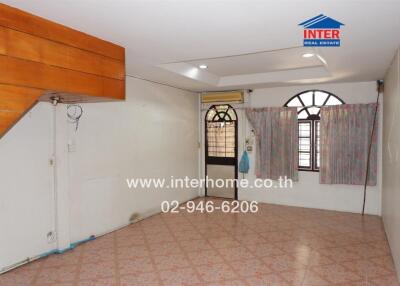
<box><xmin>1</xmin><ymin>0</ymin><xmax>400</xmax><ymax>285</ymax></box>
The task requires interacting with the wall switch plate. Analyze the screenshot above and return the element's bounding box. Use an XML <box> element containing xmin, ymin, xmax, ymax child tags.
<box><xmin>47</xmin><ymin>231</ymin><xmax>56</xmax><ymax>243</ymax></box>
<box><xmin>67</xmin><ymin>140</ymin><xmax>76</xmax><ymax>153</ymax></box>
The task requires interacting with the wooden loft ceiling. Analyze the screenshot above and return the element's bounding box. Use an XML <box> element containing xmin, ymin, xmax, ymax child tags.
<box><xmin>0</xmin><ymin>3</ymin><xmax>125</xmax><ymax>137</ymax></box>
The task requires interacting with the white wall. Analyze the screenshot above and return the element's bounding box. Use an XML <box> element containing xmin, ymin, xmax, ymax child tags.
<box><xmin>0</xmin><ymin>77</ymin><xmax>199</xmax><ymax>270</ymax></box>
<box><xmin>382</xmin><ymin>48</ymin><xmax>400</xmax><ymax>280</ymax></box>
<box><xmin>0</xmin><ymin>103</ymin><xmax>56</xmax><ymax>270</ymax></box>
<box><xmin>66</xmin><ymin>77</ymin><xmax>199</xmax><ymax>241</ymax></box>
<box><xmin>201</xmin><ymin>81</ymin><xmax>382</xmax><ymax>215</ymax></box>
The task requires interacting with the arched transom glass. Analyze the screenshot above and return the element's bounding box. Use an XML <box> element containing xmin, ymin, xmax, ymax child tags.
<box><xmin>284</xmin><ymin>90</ymin><xmax>344</xmax><ymax>120</ymax></box>
<box><xmin>206</xmin><ymin>104</ymin><xmax>237</xmax><ymax>122</ymax></box>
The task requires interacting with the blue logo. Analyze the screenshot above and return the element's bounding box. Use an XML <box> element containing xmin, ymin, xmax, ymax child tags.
<box><xmin>299</xmin><ymin>14</ymin><xmax>344</xmax><ymax>47</ymax></box>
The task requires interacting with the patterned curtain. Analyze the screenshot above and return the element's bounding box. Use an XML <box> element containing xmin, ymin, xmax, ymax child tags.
<box><xmin>246</xmin><ymin>107</ymin><xmax>298</xmax><ymax>181</ymax></box>
<box><xmin>320</xmin><ymin>103</ymin><xmax>378</xmax><ymax>185</ymax></box>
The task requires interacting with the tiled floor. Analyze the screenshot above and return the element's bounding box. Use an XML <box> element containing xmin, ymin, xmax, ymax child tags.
<box><xmin>0</xmin><ymin>198</ymin><xmax>399</xmax><ymax>286</ymax></box>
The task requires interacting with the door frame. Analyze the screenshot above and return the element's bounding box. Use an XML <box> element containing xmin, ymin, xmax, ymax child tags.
<box><xmin>204</xmin><ymin>104</ymin><xmax>238</xmax><ymax>200</ymax></box>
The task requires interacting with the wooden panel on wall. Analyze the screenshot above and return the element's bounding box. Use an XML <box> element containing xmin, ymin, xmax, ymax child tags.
<box><xmin>0</xmin><ymin>111</ymin><xmax>21</xmax><ymax>135</ymax></box>
<box><xmin>0</xmin><ymin>85</ymin><xmax>42</xmax><ymax>136</ymax></box>
<box><xmin>0</xmin><ymin>55</ymin><xmax>125</xmax><ymax>100</ymax></box>
<box><xmin>1</xmin><ymin>27</ymin><xmax>125</xmax><ymax>80</ymax></box>
<box><xmin>0</xmin><ymin>3</ymin><xmax>126</xmax><ymax>138</ymax></box>
<box><xmin>0</xmin><ymin>4</ymin><xmax>124</xmax><ymax>60</ymax></box>
<box><xmin>0</xmin><ymin>84</ymin><xmax>43</xmax><ymax>112</ymax></box>
<box><xmin>0</xmin><ymin>26</ymin><xmax>7</xmax><ymax>54</ymax></box>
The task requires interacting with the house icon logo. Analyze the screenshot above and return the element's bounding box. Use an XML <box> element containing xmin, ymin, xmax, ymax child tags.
<box><xmin>299</xmin><ymin>14</ymin><xmax>344</xmax><ymax>47</ymax></box>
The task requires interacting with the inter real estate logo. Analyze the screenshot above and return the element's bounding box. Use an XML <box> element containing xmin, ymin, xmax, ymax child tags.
<box><xmin>299</xmin><ymin>14</ymin><xmax>344</xmax><ymax>47</ymax></box>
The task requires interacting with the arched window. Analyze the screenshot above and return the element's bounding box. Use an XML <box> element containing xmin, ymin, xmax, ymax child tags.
<box><xmin>284</xmin><ymin>90</ymin><xmax>344</xmax><ymax>171</ymax></box>
<box><xmin>205</xmin><ymin>105</ymin><xmax>237</xmax><ymax>158</ymax></box>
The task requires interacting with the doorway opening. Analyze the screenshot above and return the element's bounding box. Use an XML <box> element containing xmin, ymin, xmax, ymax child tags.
<box><xmin>205</xmin><ymin>104</ymin><xmax>238</xmax><ymax>199</ymax></box>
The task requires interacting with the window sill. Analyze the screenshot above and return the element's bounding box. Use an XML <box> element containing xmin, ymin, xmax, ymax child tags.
<box><xmin>299</xmin><ymin>169</ymin><xmax>320</xmax><ymax>172</ymax></box>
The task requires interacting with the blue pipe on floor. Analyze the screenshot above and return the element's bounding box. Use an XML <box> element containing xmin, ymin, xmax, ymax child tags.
<box><xmin>0</xmin><ymin>235</ymin><xmax>97</xmax><ymax>274</ymax></box>
<box><xmin>39</xmin><ymin>235</ymin><xmax>96</xmax><ymax>258</ymax></box>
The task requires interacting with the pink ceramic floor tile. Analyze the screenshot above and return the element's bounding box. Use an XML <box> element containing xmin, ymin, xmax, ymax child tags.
<box><xmin>310</xmin><ymin>263</ymin><xmax>363</xmax><ymax>284</ymax></box>
<box><xmin>186</xmin><ymin>250</ymin><xmax>224</xmax><ymax>266</ymax></box>
<box><xmin>262</xmin><ymin>254</ymin><xmax>308</xmax><ymax>272</ymax></box>
<box><xmin>118</xmin><ymin>257</ymin><xmax>155</xmax><ymax>275</ymax></box>
<box><xmin>42</xmin><ymin>250</ymin><xmax>81</xmax><ymax>268</ymax></box>
<box><xmin>148</xmin><ymin>242</ymin><xmax>182</xmax><ymax>256</ymax></box>
<box><xmin>218</xmin><ymin>246</ymin><xmax>255</xmax><ymax>261</ymax></box>
<box><xmin>35</xmin><ymin>265</ymin><xmax>78</xmax><ymax>284</ymax></box>
<box><xmin>245</xmin><ymin>273</ymin><xmax>290</xmax><ymax>286</ymax></box>
<box><xmin>196</xmin><ymin>263</ymin><xmax>238</xmax><ymax>282</ymax></box>
<box><xmin>116</xmin><ymin>245</ymin><xmax>150</xmax><ymax>259</ymax></box>
<box><xmin>0</xmin><ymin>269</ymin><xmax>37</xmax><ymax>286</ymax></box>
<box><xmin>0</xmin><ymin>198</ymin><xmax>399</xmax><ymax>286</ymax></box>
<box><xmin>172</xmin><ymin>230</ymin><xmax>204</xmax><ymax>241</ymax></box>
<box><xmin>159</xmin><ymin>267</ymin><xmax>200</xmax><ymax>286</ymax></box>
<box><xmin>78</xmin><ymin>261</ymin><xmax>116</xmax><ymax>280</ymax></box>
<box><xmin>153</xmin><ymin>254</ymin><xmax>191</xmax><ymax>271</ymax></box>
<box><xmin>120</xmin><ymin>272</ymin><xmax>160</xmax><ymax>286</ymax></box>
<box><xmin>301</xmin><ymin>270</ymin><xmax>331</xmax><ymax>286</ymax></box>
<box><xmin>77</xmin><ymin>277</ymin><xmax>118</xmax><ymax>286</ymax></box>
<box><xmin>205</xmin><ymin>279</ymin><xmax>247</xmax><ymax>286</ymax></box>
<box><xmin>178</xmin><ymin>239</ymin><xmax>213</xmax><ymax>252</ymax></box>
<box><xmin>81</xmin><ymin>248</ymin><xmax>115</xmax><ymax>264</ymax></box>
<box><xmin>279</xmin><ymin>269</ymin><xmax>307</xmax><ymax>286</ymax></box>
<box><xmin>230</xmin><ymin>258</ymin><xmax>272</xmax><ymax>277</ymax></box>
<box><xmin>247</xmin><ymin>242</ymin><xmax>287</xmax><ymax>258</ymax></box>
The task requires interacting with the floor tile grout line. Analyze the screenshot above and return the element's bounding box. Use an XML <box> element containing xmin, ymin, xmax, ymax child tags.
<box><xmin>212</xmin><ymin>202</ymin><xmax>296</xmax><ymax>285</ymax></box>
<box><xmin>159</xmin><ymin>211</ymin><xmax>207</xmax><ymax>285</ymax></box>
<box><xmin>183</xmin><ymin>197</ymin><xmax>252</xmax><ymax>286</ymax></box>
<box><xmin>299</xmin><ymin>250</ymin><xmax>318</xmax><ymax>286</ymax></box>
<box><xmin>138</xmin><ymin>221</ymin><xmax>164</xmax><ymax>286</ymax></box>
<box><xmin>113</xmin><ymin>232</ymin><xmax>121</xmax><ymax>286</ymax></box>
<box><xmin>29</xmin><ymin>254</ymin><xmax>46</xmax><ymax>285</ymax></box>
<box><xmin>72</xmin><ymin>246</ymin><xmax>84</xmax><ymax>286</ymax></box>
<box><xmin>217</xmin><ymin>198</ymin><xmax>293</xmax><ymax>280</ymax></box>
<box><xmin>205</xmin><ymin>198</ymin><xmax>321</xmax><ymax>284</ymax></box>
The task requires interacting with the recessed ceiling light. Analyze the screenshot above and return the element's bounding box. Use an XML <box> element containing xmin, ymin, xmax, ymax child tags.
<box><xmin>199</xmin><ymin>64</ymin><xmax>208</xmax><ymax>69</ymax></box>
<box><xmin>302</xmin><ymin>53</ymin><xmax>315</xmax><ymax>58</ymax></box>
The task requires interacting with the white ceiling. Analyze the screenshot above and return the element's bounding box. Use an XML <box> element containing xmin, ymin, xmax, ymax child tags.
<box><xmin>157</xmin><ymin>46</ymin><xmax>330</xmax><ymax>88</ymax></box>
<box><xmin>185</xmin><ymin>47</ymin><xmax>323</xmax><ymax>77</ymax></box>
<box><xmin>3</xmin><ymin>0</ymin><xmax>400</xmax><ymax>92</ymax></box>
